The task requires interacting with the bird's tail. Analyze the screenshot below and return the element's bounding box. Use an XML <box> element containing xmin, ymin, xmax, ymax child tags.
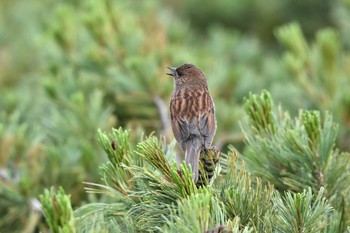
<box><xmin>184</xmin><ymin>138</ymin><xmax>202</xmax><ymax>183</ymax></box>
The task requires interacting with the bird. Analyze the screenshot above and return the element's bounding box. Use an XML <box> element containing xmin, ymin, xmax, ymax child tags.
<box><xmin>167</xmin><ymin>64</ymin><xmax>217</xmax><ymax>182</ymax></box>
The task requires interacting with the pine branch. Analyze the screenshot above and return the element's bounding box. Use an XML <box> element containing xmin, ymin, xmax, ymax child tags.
<box><xmin>98</xmin><ymin>127</ymin><xmax>131</xmax><ymax>166</ymax></box>
<box><xmin>220</xmin><ymin>150</ymin><xmax>274</xmax><ymax>232</ymax></box>
<box><xmin>74</xmin><ymin>124</ymin><xmax>347</xmax><ymax>232</ymax></box>
<box><xmin>272</xmin><ymin>187</ymin><xmax>332</xmax><ymax>233</ymax></box>
<box><xmin>244</xmin><ymin>90</ymin><xmax>276</xmax><ymax>135</ymax></box>
<box><xmin>79</xmin><ymin>130</ymin><xmax>201</xmax><ymax>231</ymax></box>
<box><xmin>243</xmin><ymin>91</ymin><xmax>349</xmax><ymax>193</ymax></box>
<box><xmin>135</xmin><ymin>135</ymin><xmax>173</xmax><ymax>182</ymax></box>
<box><xmin>39</xmin><ymin>187</ymin><xmax>76</xmax><ymax>233</ymax></box>
<box><xmin>97</xmin><ymin>128</ymin><xmax>134</xmax><ymax>195</ymax></box>
<box><xmin>161</xmin><ymin>189</ymin><xmax>224</xmax><ymax>233</ymax></box>
<box><xmin>242</xmin><ymin>90</ymin><xmax>350</xmax><ymax>229</ymax></box>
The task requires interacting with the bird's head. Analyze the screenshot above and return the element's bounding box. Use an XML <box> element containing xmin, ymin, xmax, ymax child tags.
<box><xmin>166</xmin><ymin>64</ymin><xmax>207</xmax><ymax>87</ymax></box>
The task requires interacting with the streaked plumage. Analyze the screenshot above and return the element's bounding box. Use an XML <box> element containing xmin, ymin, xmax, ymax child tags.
<box><xmin>167</xmin><ymin>64</ymin><xmax>217</xmax><ymax>182</ymax></box>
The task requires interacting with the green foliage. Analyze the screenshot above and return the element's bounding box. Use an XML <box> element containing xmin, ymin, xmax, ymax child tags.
<box><xmin>162</xmin><ymin>190</ymin><xmax>229</xmax><ymax>233</ymax></box>
<box><xmin>65</xmin><ymin>127</ymin><xmax>337</xmax><ymax>232</ymax></box>
<box><xmin>243</xmin><ymin>90</ymin><xmax>350</xmax><ymax>230</ymax></box>
<box><xmin>79</xmin><ymin>129</ymin><xmax>199</xmax><ymax>232</ymax></box>
<box><xmin>180</xmin><ymin>0</ymin><xmax>338</xmax><ymax>43</ymax></box>
<box><xmin>0</xmin><ymin>115</ymin><xmax>46</xmax><ymax>232</ymax></box>
<box><xmin>220</xmin><ymin>155</ymin><xmax>274</xmax><ymax>232</ymax></box>
<box><xmin>275</xmin><ymin>23</ymin><xmax>350</xmax><ymax>150</ymax></box>
<box><xmin>1</xmin><ymin>0</ymin><xmax>350</xmax><ymax>232</ymax></box>
<box><xmin>244</xmin><ymin>91</ymin><xmax>276</xmax><ymax>135</ymax></box>
<box><xmin>39</xmin><ymin>187</ymin><xmax>75</xmax><ymax>233</ymax></box>
<box><xmin>272</xmin><ymin>188</ymin><xmax>331</xmax><ymax>233</ymax></box>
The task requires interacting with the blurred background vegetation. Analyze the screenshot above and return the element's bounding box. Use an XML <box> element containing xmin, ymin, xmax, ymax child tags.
<box><xmin>0</xmin><ymin>0</ymin><xmax>350</xmax><ymax>232</ymax></box>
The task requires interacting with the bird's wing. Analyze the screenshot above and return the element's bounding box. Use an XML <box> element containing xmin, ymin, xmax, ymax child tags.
<box><xmin>171</xmin><ymin>117</ymin><xmax>189</xmax><ymax>151</ymax></box>
<box><xmin>198</xmin><ymin>94</ymin><xmax>217</xmax><ymax>148</ymax></box>
<box><xmin>170</xmin><ymin>92</ymin><xmax>190</xmax><ymax>150</ymax></box>
<box><xmin>170</xmin><ymin>87</ymin><xmax>216</xmax><ymax>149</ymax></box>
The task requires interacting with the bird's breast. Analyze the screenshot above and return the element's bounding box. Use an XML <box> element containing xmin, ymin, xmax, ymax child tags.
<box><xmin>170</xmin><ymin>87</ymin><xmax>212</xmax><ymax>120</ymax></box>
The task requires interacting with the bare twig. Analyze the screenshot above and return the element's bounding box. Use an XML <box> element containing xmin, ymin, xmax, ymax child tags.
<box><xmin>153</xmin><ymin>95</ymin><xmax>171</xmax><ymax>135</ymax></box>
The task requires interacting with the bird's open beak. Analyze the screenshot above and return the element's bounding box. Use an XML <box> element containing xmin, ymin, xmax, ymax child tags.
<box><xmin>166</xmin><ymin>66</ymin><xmax>176</xmax><ymax>77</ymax></box>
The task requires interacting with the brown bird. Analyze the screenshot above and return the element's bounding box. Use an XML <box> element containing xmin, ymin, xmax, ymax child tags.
<box><xmin>167</xmin><ymin>64</ymin><xmax>217</xmax><ymax>182</ymax></box>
